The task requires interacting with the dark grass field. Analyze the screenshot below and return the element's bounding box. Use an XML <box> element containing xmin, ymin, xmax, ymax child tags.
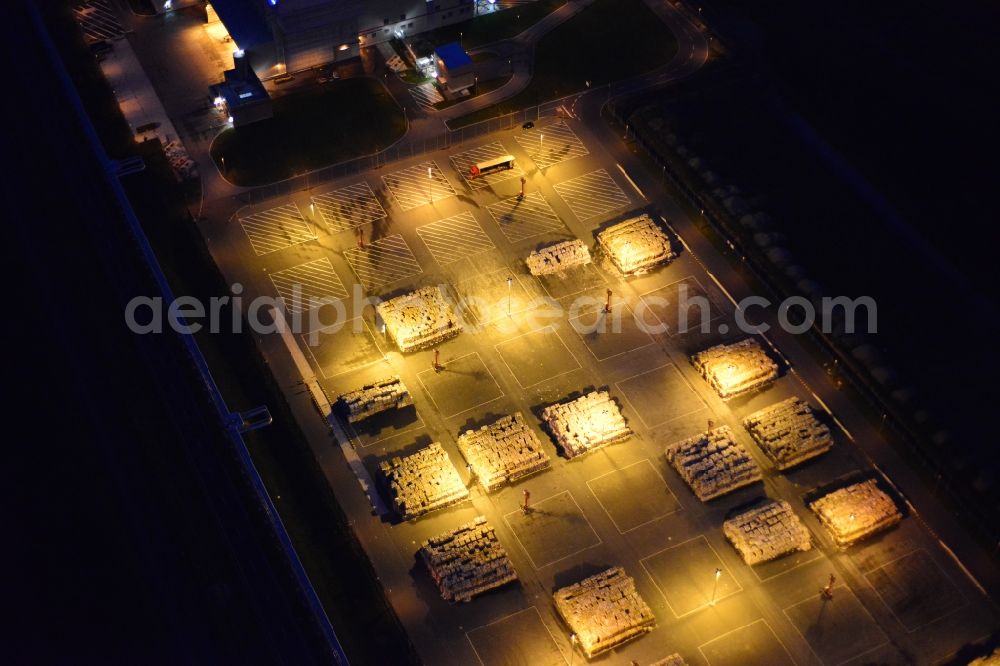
<box><xmin>211</xmin><ymin>78</ymin><xmax>406</xmax><ymax>186</ymax></box>
<box><xmin>450</xmin><ymin>0</ymin><xmax>679</xmax><ymax>127</ymax></box>
<box><xmin>421</xmin><ymin>0</ymin><xmax>566</xmax><ymax>50</ymax></box>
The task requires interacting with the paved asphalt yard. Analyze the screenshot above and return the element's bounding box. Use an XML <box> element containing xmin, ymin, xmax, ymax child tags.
<box><xmin>202</xmin><ymin>117</ymin><xmax>999</xmax><ymax>665</ymax></box>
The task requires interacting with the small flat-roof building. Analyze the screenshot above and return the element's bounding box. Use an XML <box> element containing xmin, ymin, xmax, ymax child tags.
<box><xmin>209</xmin><ymin>51</ymin><xmax>273</xmax><ymax>127</ymax></box>
<box><xmin>434</xmin><ymin>42</ymin><xmax>473</xmax><ymax>94</ymax></box>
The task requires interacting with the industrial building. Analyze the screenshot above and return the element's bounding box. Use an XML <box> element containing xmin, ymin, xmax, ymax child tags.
<box><xmin>208</xmin><ymin>0</ymin><xmax>521</xmax><ymax>77</ymax></box>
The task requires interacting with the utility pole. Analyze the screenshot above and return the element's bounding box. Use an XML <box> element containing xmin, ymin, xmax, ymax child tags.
<box><xmin>709</xmin><ymin>568</ymin><xmax>722</xmax><ymax>606</ymax></box>
<box><xmin>507</xmin><ymin>275</ymin><xmax>513</xmax><ymax>315</ymax></box>
<box><xmin>821</xmin><ymin>573</ymin><xmax>836</xmax><ymax>600</ymax></box>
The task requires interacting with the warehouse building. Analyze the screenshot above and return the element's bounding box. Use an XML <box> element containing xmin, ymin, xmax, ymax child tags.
<box><xmin>208</xmin><ymin>0</ymin><xmax>520</xmax><ymax>77</ymax></box>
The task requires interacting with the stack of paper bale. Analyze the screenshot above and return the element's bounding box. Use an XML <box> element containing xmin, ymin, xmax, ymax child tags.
<box><xmin>809</xmin><ymin>479</ymin><xmax>902</xmax><ymax>547</ymax></box>
<box><xmin>744</xmin><ymin>398</ymin><xmax>832</xmax><ymax>469</ymax></box>
<box><xmin>649</xmin><ymin>655</ymin><xmax>688</xmax><ymax>666</ymax></box>
<box><xmin>376</xmin><ymin>286</ymin><xmax>463</xmax><ymax>352</ymax></box>
<box><xmin>666</xmin><ymin>426</ymin><xmax>762</xmax><ymax>501</ymax></box>
<box><xmin>418</xmin><ymin>516</ymin><xmax>518</xmax><ymax>602</ymax></box>
<box><xmin>337</xmin><ymin>376</ymin><xmax>412</xmax><ymax>423</ymax></box>
<box><xmin>553</xmin><ymin>567</ymin><xmax>655</xmax><ymax>658</ymax></box>
<box><xmin>526</xmin><ymin>239</ymin><xmax>592</xmax><ymax>275</ymax></box>
<box><xmin>457</xmin><ymin>413</ymin><xmax>551</xmax><ymax>492</ymax></box>
<box><xmin>692</xmin><ymin>339</ymin><xmax>778</xmax><ymax>399</ymax></box>
<box><xmin>377</xmin><ymin>442</ymin><xmax>469</xmax><ymax>520</ymax></box>
<box><xmin>723</xmin><ymin>500</ymin><xmax>812</xmax><ymax>565</ymax></box>
<box><xmin>596</xmin><ymin>214</ymin><xmax>676</xmax><ymax>275</ymax></box>
<box><xmin>541</xmin><ymin>391</ymin><xmax>632</xmax><ymax>459</ymax></box>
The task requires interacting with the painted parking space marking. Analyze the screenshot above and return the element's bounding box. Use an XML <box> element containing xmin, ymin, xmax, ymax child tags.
<box><xmin>449</xmin><ymin>142</ymin><xmax>524</xmax><ymax>190</ymax></box>
<box><xmin>239</xmin><ymin>203</ymin><xmax>316</xmax><ymax>256</ymax></box>
<box><xmin>553</xmin><ymin>169</ymin><xmax>632</xmax><ymax>222</ymax></box>
<box><xmin>382</xmin><ymin>160</ymin><xmax>456</xmax><ymax>211</ymax></box>
<box><xmin>269</xmin><ymin>257</ymin><xmax>348</xmax><ymax>315</ymax></box>
<box><xmin>409</xmin><ymin>83</ymin><xmax>443</xmax><ymax>111</ymax></box>
<box><xmin>343</xmin><ymin>233</ymin><xmax>422</xmax><ymax>291</ymax></box>
<box><xmin>514</xmin><ymin>120</ymin><xmax>589</xmax><ymax>170</ymax></box>
<box><xmin>73</xmin><ymin>0</ymin><xmax>123</xmax><ymax>43</ymax></box>
<box><xmin>485</xmin><ymin>191</ymin><xmax>568</xmax><ymax>243</ymax></box>
<box><xmin>416</xmin><ymin>211</ymin><xmax>496</xmax><ymax>265</ymax></box>
<box><xmin>311</xmin><ymin>181</ymin><xmax>387</xmax><ymax>233</ymax></box>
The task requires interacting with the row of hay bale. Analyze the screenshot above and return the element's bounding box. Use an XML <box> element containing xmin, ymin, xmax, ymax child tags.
<box><xmin>744</xmin><ymin>397</ymin><xmax>833</xmax><ymax>470</ymax></box>
<box><xmin>665</xmin><ymin>426</ymin><xmax>763</xmax><ymax>501</ymax></box>
<box><xmin>457</xmin><ymin>413</ymin><xmax>551</xmax><ymax>492</ymax></box>
<box><xmin>597</xmin><ymin>214</ymin><xmax>677</xmax><ymax>275</ymax></box>
<box><xmin>418</xmin><ymin>516</ymin><xmax>518</xmax><ymax>602</ymax></box>
<box><xmin>377</xmin><ymin>442</ymin><xmax>469</xmax><ymax>521</ymax></box>
<box><xmin>692</xmin><ymin>339</ymin><xmax>778</xmax><ymax>400</ymax></box>
<box><xmin>526</xmin><ymin>239</ymin><xmax>592</xmax><ymax>275</ymax></box>
<box><xmin>336</xmin><ymin>375</ymin><xmax>411</xmax><ymax>423</ymax></box>
<box><xmin>376</xmin><ymin>286</ymin><xmax>463</xmax><ymax>352</ymax></box>
<box><xmin>541</xmin><ymin>390</ymin><xmax>632</xmax><ymax>459</ymax></box>
<box><xmin>553</xmin><ymin>567</ymin><xmax>656</xmax><ymax>659</ymax></box>
<box><xmin>723</xmin><ymin>500</ymin><xmax>811</xmax><ymax>565</ymax></box>
<box><xmin>809</xmin><ymin>479</ymin><xmax>902</xmax><ymax>548</ymax></box>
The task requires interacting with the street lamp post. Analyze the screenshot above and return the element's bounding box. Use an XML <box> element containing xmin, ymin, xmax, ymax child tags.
<box><xmin>709</xmin><ymin>568</ymin><xmax>722</xmax><ymax>606</ymax></box>
<box><xmin>506</xmin><ymin>275</ymin><xmax>513</xmax><ymax>315</ymax></box>
<box><xmin>427</xmin><ymin>166</ymin><xmax>433</xmax><ymax>204</ymax></box>
<box><xmin>568</xmin><ymin>633</ymin><xmax>578</xmax><ymax>666</ymax></box>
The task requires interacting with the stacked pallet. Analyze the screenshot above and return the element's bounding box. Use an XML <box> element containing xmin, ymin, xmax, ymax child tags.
<box><xmin>596</xmin><ymin>214</ymin><xmax>676</xmax><ymax>275</ymax></box>
<box><xmin>650</xmin><ymin>655</ymin><xmax>688</xmax><ymax>666</ymax></box>
<box><xmin>554</xmin><ymin>567</ymin><xmax>655</xmax><ymax>658</ymax></box>
<box><xmin>809</xmin><ymin>480</ymin><xmax>902</xmax><ymax>547</ymax></box>
<box><xmin>666</xmin><ymin>426</ymin><xmax>762</xmax><ymax>501</ymax></box>
<box><xmin>418</xmin><ymin>516</ymin><xmax>518</xmax><ymax>602</ymax></box>
<box><xmin>457</xmin><ymin>413</ymin><xmax>551</xmax><ymax>492</ymax></box>
<box><xmin>692</xmin><ymin>339</ymin><xmax>778</xmax><ymax>399</ymax></box>
<box><xmin>723</xmin><ymin>500</ymin><xmax>812</xmax><ymax>565</ymax></box>
<box><xmin>541</xmin><ymin>391</ymin><xmax>632</xmax><ymax>459</ymax></box>
<box><xmin>744</xmin><ymin>398</ymin><xmax>832</xmax><ymax>469</ymax></box>
<box><xmin>526</xmin><ymin>239</ymin><xmax>592</xmax><ymax>275</ymax></box>
<box><xmin>376</xmin><ymin>286</ymin><xmax>463</xmax><ymax>352</ymax></box>
<box><xmin>377</xmin><ymin>443</ymin><xmax>469</xmax><ymax>520</ymax></box>
<box><xmin>336</xmin><ymin>376</ymin><xmax>412</xmax><ymax>423</ymax></box>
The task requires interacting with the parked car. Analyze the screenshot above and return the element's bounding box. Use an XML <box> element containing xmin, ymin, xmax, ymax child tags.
<box><xmin>522</xmin><ymin>121</ymin><xmax>534</xmax><ymax>130</ymax></box>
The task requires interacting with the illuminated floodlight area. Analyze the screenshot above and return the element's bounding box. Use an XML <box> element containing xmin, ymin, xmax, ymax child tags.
<box><xmin>553</xmin><ymin>567</ymin><xmax>655</xmax><ymax>658</ymax></box>
<box><xmin>597</xmin><ymin>214</ymin><xmax>675</xmax><ymax>275</ymax></box>
<box><xmin>418</xmin><ymin>516</ymin><xmax>518</xmax><ymax>602</ymax></box>
<box><xmin>692</xmin><ymin>338</ymin><xmax>778</xmax><ymax>400</ymax></box>
<box><xmin>809</xmin><ymin>479</ymin><xmax>902</xmax><ymax>547</ymax></box>
<box><xmin>376</xmin><ymin>286</ymin><xmax>462</xmax><ymax>352</ymax></box>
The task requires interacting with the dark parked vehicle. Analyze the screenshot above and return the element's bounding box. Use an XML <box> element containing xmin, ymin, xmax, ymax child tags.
<box><xmin>522</xmin><ymin>121</ymin><xmax>534</xmax><ymax>129</ymax></box>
